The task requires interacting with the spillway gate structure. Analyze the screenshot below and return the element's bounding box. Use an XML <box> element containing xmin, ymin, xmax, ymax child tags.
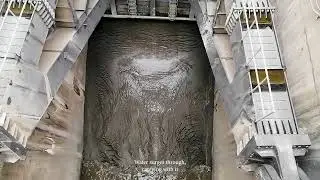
<box><xmin>0</xmin><ymin>0</ymin><xmax>315</xmax><ymax>179</ymax></box>
<box><xmin>224</xmin><ymin>1</ymin><xmax>310</xmax><ymax>179</ymax></box>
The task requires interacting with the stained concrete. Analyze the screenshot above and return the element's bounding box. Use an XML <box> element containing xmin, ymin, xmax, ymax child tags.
<box><xmin>270</xmin><ymin>0</ymin><xmax>320</xmax><ymax>179</ymax></box>
<box><xmin>0</xmin><ymin>47</ymin><xmax>87</xmax><ymax>180</ymax></box>
<box><xmin>212</xmin><ymin>98</ymin><xmax>255</xmax><ymax>180</ymax></box>
<box><xmin>271</xmin><ymin>0</ymin><xmax>320</xmax><ymax>140</ymax></box>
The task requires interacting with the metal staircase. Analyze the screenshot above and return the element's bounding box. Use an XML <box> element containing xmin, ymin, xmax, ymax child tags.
<box><xmin>0</xmin><ymin>0</ymin><xmax>56</xmax><ymax>162</ymax></box>
<box><xmin>0</xmin><ymin>0</ymin><xmax>106</xmax><ymax>163</ymax></box>
<box><xmin>36</xmin><ymin>0</ymin><xmax>55</xmax><ymax>28</ymax></box>
<box><xmin>225</xmin><ymin>0</ymin><xmax>311</xmax><ymax>179</ymax></box>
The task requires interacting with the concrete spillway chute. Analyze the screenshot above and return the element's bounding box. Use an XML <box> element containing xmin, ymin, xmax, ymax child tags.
<box><xmin>0</xmin><ymin>0</ymin><xmax>315</xmax><ymax>180</ymax></box>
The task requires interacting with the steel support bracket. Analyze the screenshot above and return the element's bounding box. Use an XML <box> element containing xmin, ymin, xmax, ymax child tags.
<box><xmin>239</xmin><ymin>134</ymin><xmax>311</xmax><ymax>180</ymax></box>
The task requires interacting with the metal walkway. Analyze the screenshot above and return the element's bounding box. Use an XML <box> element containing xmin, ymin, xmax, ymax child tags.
<box><xmin>223</xmin><ymin>0</ymin><xmax>310</xmax><ymax>179</ymax></box>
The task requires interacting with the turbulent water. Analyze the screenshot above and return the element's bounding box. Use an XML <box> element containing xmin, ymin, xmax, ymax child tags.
<box><xmin>81</xmin><ymin>19</ymin><xmax>214</xmax><ymax>180</ymax></box>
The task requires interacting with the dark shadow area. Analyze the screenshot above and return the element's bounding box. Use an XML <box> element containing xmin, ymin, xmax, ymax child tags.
<box><xmin>81</xmin><ymin>18</ymin><xmax>214</xmax><ymax>179</ymax></box>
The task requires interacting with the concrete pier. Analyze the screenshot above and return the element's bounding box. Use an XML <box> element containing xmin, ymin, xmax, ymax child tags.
<box><xmin>0</xmin><ymin>48</ymin><xmax>87</xmax><ymax>180</ymax></box>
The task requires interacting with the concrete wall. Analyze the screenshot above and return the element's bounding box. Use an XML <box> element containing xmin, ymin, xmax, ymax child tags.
<box><xmin>271</xmin><ymin>0</ymin><xmax>320</xmax><ymax>178</ymax></box>
<box><xmin>271</xmin><ymin>0</ymin><xmax>320</xmax><ymax>139</ymax></box>
<box><xmin>212</xmin><ymin>98</ymin><xmax>255</xmax><ymax>180</ymax></box>
<box><xmin>0</xmin><ymin>47</ymin><xmax>87</xmax><ymax>180</ymax></box>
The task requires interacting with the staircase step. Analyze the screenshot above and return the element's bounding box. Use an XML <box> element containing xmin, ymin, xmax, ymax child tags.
<box><xmin>38</xmin><ymin>5</ymin><xmax>45</xmax><ymax>14</ymax></box>
<box><xmin>40</xmin><ymin>10</ymin><xmax>48</xmax><ymax>19</ymax></box>
<box><xmin>35</xmin><ymin>0</ymin><xmax>55</xmax><ymax>29</ymax></box>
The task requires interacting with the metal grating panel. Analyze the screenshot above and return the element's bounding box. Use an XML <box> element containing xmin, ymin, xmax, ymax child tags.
<box><xmin>242</xmin><ymin>28</ymin><xmax>282</xmax><ymax>69</ymax></box>
<box><xmin>0</xmin><ymin>16</ymin><xmax>30</xmax><ymax>58</ymax></box>
<box><xmin>252</xmin><ymin>91</ymin><xmax>297</xmax><ymax>135</ymax></box>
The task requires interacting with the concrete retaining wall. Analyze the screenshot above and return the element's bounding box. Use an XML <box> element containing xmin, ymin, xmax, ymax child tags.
<box><xmin>271</xmin><ymin>0</ymin><xmax>320</xmax><ymax>178</ymax></box>
<box><xmin>271</xmin><ymin>0</ymin><xmax>320</xmax><ymax>139</ymax></box>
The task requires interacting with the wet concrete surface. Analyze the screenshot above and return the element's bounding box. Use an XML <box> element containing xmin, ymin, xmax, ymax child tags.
<box><xmin>81</xmin><ymin>19</ymin><xmax>214</xmax><ymax>179</ymax></box>
<box><xmin>212</xmin><ymin>99</ymin><xmax>255</xmax><ymax>180</ymax></box>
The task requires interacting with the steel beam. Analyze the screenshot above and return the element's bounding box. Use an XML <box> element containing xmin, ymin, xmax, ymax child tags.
<box><xmin>276</xmin><ymin>141</ymin><xmax>300</xmax><ymax>180</ymax></box>
<box><xmin>239</xmin><ymin>134</ymin><xmax>310</xmax><ymax>180</ymax></box>
<box><xmin>190</xmin><ymin>0</ymin><xmax>235</xmax><ymax>82</ymax></box>
<box><xmin>103</xmin><ymin>14</ymin><xmax>196</xmax><ymax>21</ymax></box>
<box><xmin>66</xmin><ymin>0</ymin><xmax>79</xmax><ymax>27</ymax></box>
<box><xmin>110</xmin><ymin>0</ymin><xmax>117</xmax><ymax>15</ymax></box>
<box><xmin>189</xmin><ymin>0</ymin><xmax>231</xmax><ymax>105</ymax></box>
<box><xmin>189</xmin><ymin>0</ymin><xmax>218</xmax><ymax>72</ymax></box>
<box><xmin>45</xmin><ymin>0</ymin><xmax>107</xmax><ymax>96</ymax></box>
<box><xmin>149</xmin><ymin>0</ymin><xmax>156</xmax><ymax>16</ymax></box>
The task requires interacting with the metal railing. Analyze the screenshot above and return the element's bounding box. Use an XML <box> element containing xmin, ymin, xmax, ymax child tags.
<box><xmin>233</xmin><ymin>1</ymin><xmax>276</xmax><ymax>152</ymax></box>
<box><xmin>225</xmin><ymin>1</ymin><xmax>311</xmax><ymax>179</ymax></box>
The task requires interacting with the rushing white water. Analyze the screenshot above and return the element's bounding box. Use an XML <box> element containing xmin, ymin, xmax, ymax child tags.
<box><xmin>82</xmin><ymin>19</ymin><xmax>214</xmax><ymax>180</ymax></box>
